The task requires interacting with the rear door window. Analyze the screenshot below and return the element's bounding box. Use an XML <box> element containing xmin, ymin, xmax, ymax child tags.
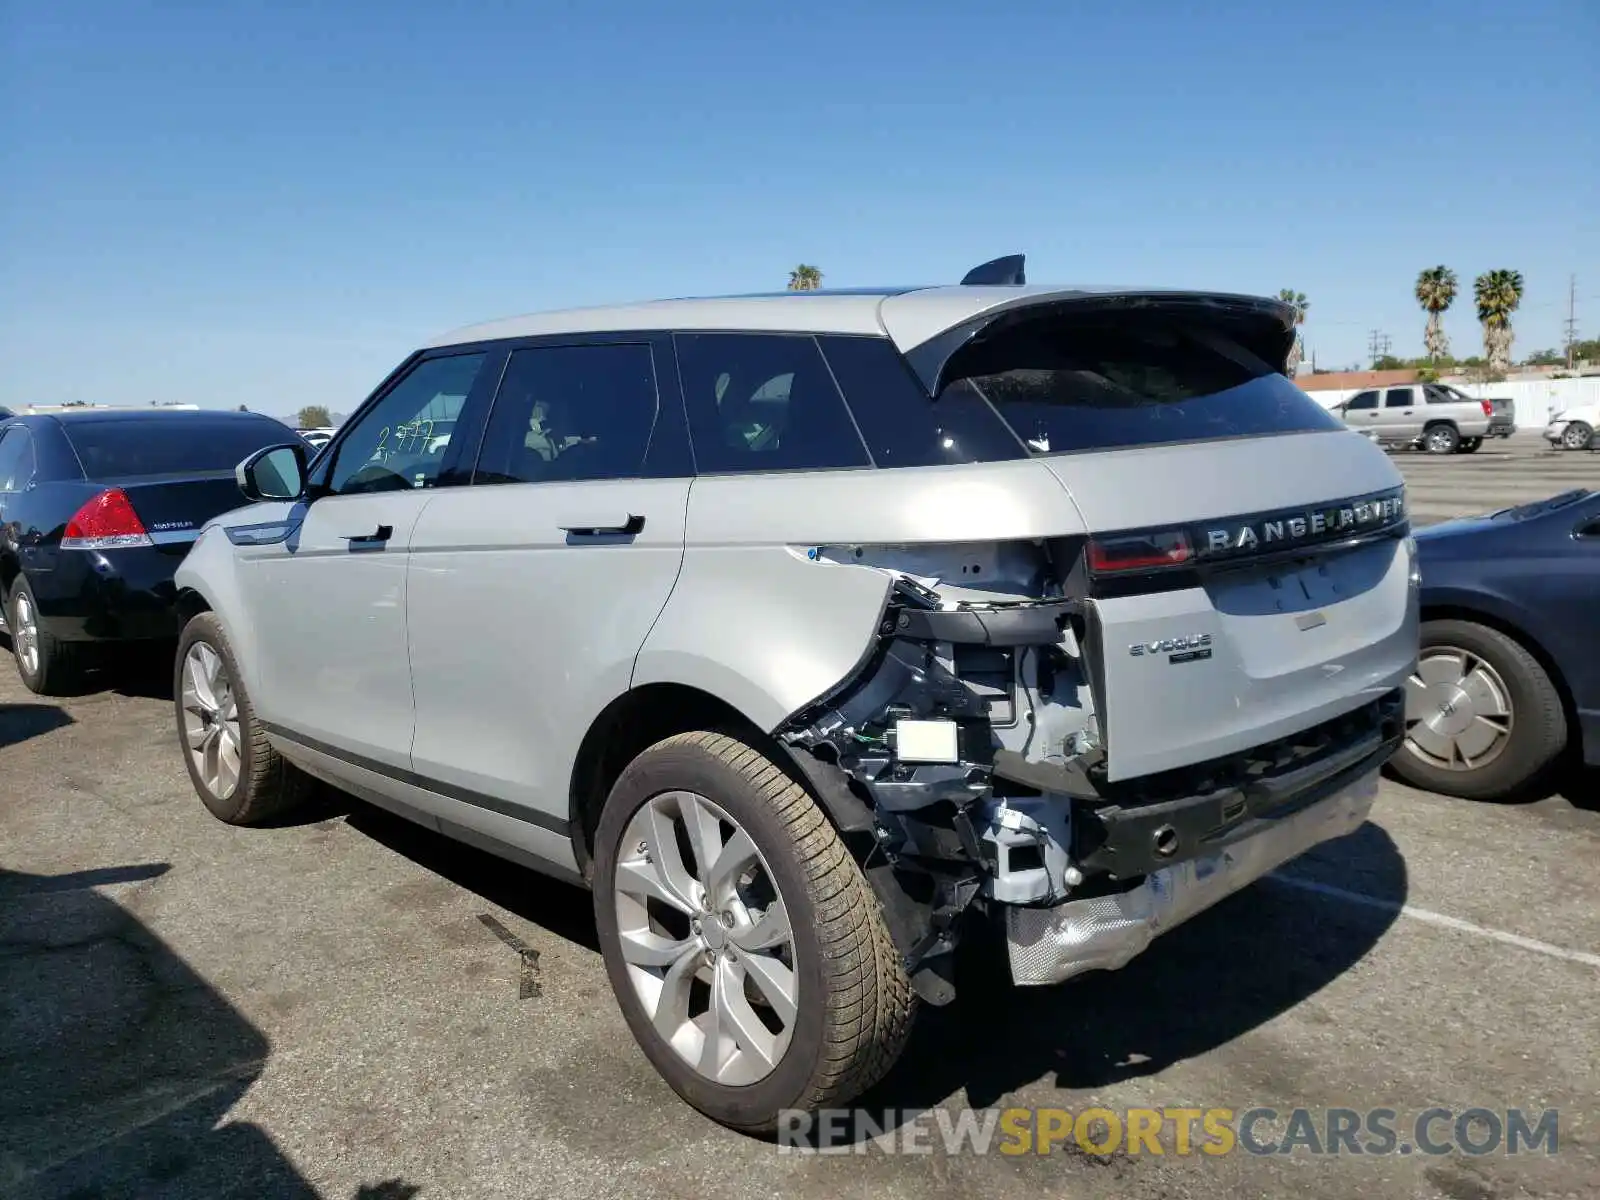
<box><xmin>674</xmin><ymin>333</ymin><xmax>871</xmax><ymax>472</ymax></box>
<box><xmin>1385</xmin><ymin>388</ymin><xmax>1414</xmax><ymax>408</ymax></box>
<box><xmin>943</xmin><ymin>315</ymin><xmax>1342</xmax><ymax>454</ymax></box>
<box><xmin>64</xmin><ymin>419</ymin><xmax>290</xmax><ymax>480</ymax></box>
<box><xmin>474</xmin><ymin>343</ymin><xmax>660</xmax><ymax>484</ymax></box>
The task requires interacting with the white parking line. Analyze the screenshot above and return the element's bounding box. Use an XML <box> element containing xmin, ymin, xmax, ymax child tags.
<box><xmin>1267</xmin><ymin>873</ymin><xmax>1600</xmax><ymax>968</ymax></box>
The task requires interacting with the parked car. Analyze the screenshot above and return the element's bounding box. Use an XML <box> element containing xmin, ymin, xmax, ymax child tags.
<box><xmin>1394</xmin><ymin>488</ymin><xmax>1599</xmax><ymax>800</ymax></box>
<box><xmin>1543</xmin><ymin>403</ymin><xmax>1597</xmax><ymax>451</ymax></box>
<box><xmin>0</xmin><ymin>409</ymin><xmax>292</xmax><ymax>693</ymax></box>
<box><xmin>297</xmin><ymin>427</ymin><xmax>336</xmax><ymax>452</ymax></box>
<box><xmin>1335</xmin><ymin>383</ymin><xmax>1496</xmax><ymax>453</ymax></box>
<box><xmin>171</xmin><ymin>261</ymin><xmax>1418</xmax><ymax>1131</ymax></box>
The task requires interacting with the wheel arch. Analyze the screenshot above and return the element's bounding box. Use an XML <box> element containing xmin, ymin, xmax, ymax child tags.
<box><xmin>566</xmin><ymin>681</ymin><xmax>874</xmax><ymax>883</ymax></box>
<box><xmin>175</xmin><ymin>585</ymin><xmax>212</xmax><ymax>625</ymax></box>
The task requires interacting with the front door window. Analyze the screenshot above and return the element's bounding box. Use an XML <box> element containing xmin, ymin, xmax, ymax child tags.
<box><xmin>327</xmin><ymin>353</ymin><xmax>489</xmax><ymax>494</ymax></box>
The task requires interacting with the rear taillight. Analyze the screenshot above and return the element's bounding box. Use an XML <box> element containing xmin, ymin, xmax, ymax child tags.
<box><xmin>61</xmin><ymin>489</ymin><xmax>153</xmax><ymax>550</ymax></box>
<box><xmin>1481</xmin><ymin>400</ymin><xmax>1493</xmax><ymax>417</ymax></box>
<box><xmin>1087</xmin><ymin>530</ymin><xmax>1193</xmax><ymax>573</ymax></box>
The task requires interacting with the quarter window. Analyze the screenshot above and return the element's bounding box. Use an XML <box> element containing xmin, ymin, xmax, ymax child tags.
<box><xmin>327</xmin><ymin>353</ymin><xmax>489</xmax><ymax>495</ymax></box>
<box><xmin>475</xmin><ymin>344</ymin><xmax>659</xmax><ymax>485</ymax></box>
<box><xmin>0</xmin><ymin>427</ymin><xmax>32</xmax><ymax>492</ymax></box>
<box><xmin>674</xmin><ymin>334</ymin><xmax>871</xmax><ymax>473</ymax></box>
<box><xmin>819</xmin><ymin>336</ymin><xmax>1023</xmax><ymax>467</ymax></box>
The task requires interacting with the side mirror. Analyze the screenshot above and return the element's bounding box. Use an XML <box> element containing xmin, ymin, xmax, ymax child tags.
<box><xmin>237</xmin><ymin>443</ymin><xmax>309</xmax><ymax>502</ymax></box>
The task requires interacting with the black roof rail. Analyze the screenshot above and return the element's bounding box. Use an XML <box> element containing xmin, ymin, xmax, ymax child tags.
<box><xmin>960</xmin><ymin>254</ymin><xmax>1026</xmax><ymax>286</ymax></box>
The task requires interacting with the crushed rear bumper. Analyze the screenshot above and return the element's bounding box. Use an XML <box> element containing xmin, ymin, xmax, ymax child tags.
<box><xmin>1004</xmin><ymin>767</ymin><xmax>1377</xmax><ymax>986</ymax></box>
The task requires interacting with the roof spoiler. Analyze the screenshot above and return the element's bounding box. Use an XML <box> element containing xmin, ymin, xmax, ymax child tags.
<box><xmin>960</xmin><ymin>254</ymin><xmax>1026</xmax><ymax>286</ymax></box>
<box><xmin>902</xmin><ymin>291</ymin><xmax>1298</xmax><ymax>396</ymax></box>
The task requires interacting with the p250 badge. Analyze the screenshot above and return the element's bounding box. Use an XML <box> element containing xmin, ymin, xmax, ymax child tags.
<box><xmin>1130</xmin><ymin>633</ymin><xmax>1213</xmax><ymax>664</ymax></box>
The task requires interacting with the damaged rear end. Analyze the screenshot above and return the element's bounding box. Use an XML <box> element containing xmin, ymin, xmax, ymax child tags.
<box><xmin>775</xmin><ymin>288</ymin><xmax>1418</xmax><ymax>1002</ymax></box>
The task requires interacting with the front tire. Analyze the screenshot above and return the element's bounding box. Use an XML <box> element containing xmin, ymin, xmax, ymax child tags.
<box><xmin>1561</xmin><ymin>421</ymin><xmax>1593</xmax><ymax>451</ymax></box>
<box><xmin>1424</xmin><ymin>423</ymin><xmax>1460</xmax><ymax>455</ymax></box>
<box><xmin>593</xmin><ymin>731</ymin><xmax>915</xmax><ymax>1133</ymax></box>
<box><xmin>175</xmin><ymin>613</ymin><xmax>312</xmax><ymax>824</ymax></box>
<box><xmin>6</xmin><ymin>577</ymin><xmax>86</xmax><ymax>696</ymax></box>
<box><xmin>1391</xmin><ymin>619</ymin><xmax>1568</xmax><ymax>801</ymax></box>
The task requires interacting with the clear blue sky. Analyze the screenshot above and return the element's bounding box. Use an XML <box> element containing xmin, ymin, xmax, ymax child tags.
<box><xmin>3</xmin><ymin>0</ymin><xmax>1596</xmax><ymax>412</ymax></box>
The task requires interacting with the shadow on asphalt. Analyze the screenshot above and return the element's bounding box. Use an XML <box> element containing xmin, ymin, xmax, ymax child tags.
<box><xmin>0</xmin><ymin>702</ymin><xmax>73</xmax><ymax>750</ymax></box>
<box><xmin>845</xmin><ymin>820</ymin><xmax>1407</xmax><ymax>1128</ymax></box>
<box><xmin>341</xmin><ymin>803</ymin><xmax>600</xmax><ymax>953</ymax></box>
<box><xmin>333</xmin><ymin>797</ymin><xmax>1404</xmax><ymax>1133</ymax></box>
<box><xmin>0</xmin><ymin>864</ymin><xmax>423</xmax><ymax>1199</ymax></box>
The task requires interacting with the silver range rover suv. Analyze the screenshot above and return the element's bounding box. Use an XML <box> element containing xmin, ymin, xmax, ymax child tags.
<box><xmin>173</xmin><ymin>257</ymin><xmax>1419</xmax><ymax>1132</ymax></box>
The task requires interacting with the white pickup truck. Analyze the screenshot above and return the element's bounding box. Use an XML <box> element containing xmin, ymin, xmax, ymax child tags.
<box><xmin>1335</xmin><ymin>383</ymin><xmax>1511</xmax><ymax>454</ymax></box>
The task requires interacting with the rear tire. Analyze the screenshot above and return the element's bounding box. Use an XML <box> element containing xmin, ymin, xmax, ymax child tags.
<box><xmin>1390</xmin><ymin>619</ymin><xmax>1568</xmax><ymax>801</ymax></box>
<box><xmin>6</xmin><ymin>577</ymin><xmax>87</xmax><ymax>696</ymax></box>
<box><xmin>1561</xmin><ymin>421</ymin><xmax>1593</xmax><ymax>451</ymax></box>
<box><xmin>175</xmin><ymin>613</ymin><xmax>312</xmax><ymax>824</ymax></box>
<box><xmin>1459</xmin><ymin>437</ymin><xmax>1482</xmax><ymax>454</ymax></box>
<box><xmin>1424</xmin><ymin>423</ymin><xmax>1460</xmax><ymax>455</ymax></box>
<box><xmin>593</xmin><ymin>731</ymin><xmax>916</xmax><ymax>1133</ymax></box>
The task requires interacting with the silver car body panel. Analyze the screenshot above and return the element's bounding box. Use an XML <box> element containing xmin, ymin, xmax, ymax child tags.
<box><xmin>1038</xmin><ymin>432</ymin><xmax>1415</xmax><ymax>780</ymax></box>
<box><xmin>405</xmin><ymin>477</ymin><xmax>691</xmax><ymax>840</ymax></box>
<box><xmin>1005</xmin><ymin>768</ymin><xmax>1378</xmax><ymax>985</ymax></box>
<box><xmin>636</xmin><ymin>459</ymin><xmax>1089</xmax><ymax>731</ymax></box>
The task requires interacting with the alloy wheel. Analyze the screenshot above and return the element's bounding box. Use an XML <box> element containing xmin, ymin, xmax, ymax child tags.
<box><xmin>12</xmin><ymin>591</ymin><xmax>40</xmax><ymax>678</ymax></box>
<box><xmin>1403</xmin><ymin>647</ymin><xmax>1514</xmax><ymax>771</ymax></box>
<box><xmin>181</xmin><ymin>642</ymin><xmax>243</xmax><ymax>797</ymax></box>
<box><xmin>1427</xmin><ymin>427</ymin><xmax>1456</xmax><ymax>453</ymax></box>
<box><xmin>1562</xmin><ymin>424</ymin><xmax>1592</xmax><ymax>450</ymax></box>
<box><xmin>612</xmin><ymin>790</ymin><xmax>798</xmax><ymax>1086</ymax></box>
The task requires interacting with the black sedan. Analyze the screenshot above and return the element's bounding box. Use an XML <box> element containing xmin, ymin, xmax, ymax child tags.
<box><xmin>0</xmin><ymin>409</ymin><xmax>296</xmax><ymax>694</ymax></box>
<box><xmin>1394</xmin><ymin>488</ymin><xmax>1600</xmax><ymax>800</ymax></box>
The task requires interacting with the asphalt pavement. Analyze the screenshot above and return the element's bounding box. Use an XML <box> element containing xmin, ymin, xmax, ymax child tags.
<box><xmin>2</xmin><ymin>434</ymin><xmax>1596</xmax><ymax>1199</ymax></box>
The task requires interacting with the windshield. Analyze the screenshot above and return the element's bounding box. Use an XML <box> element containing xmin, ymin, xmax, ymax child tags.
<box><xmin>941</xmin><ymin>314</ymin><xmax>1340</xmax><ymax>454</ymax></box>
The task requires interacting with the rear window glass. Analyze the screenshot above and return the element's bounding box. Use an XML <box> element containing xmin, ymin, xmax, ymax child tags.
<box><xmin>944</xmin><ymin>316</ymin><xmax>1341</xmax><ymax>454</ymax></box>
<box><xmin>64</xmin><ymin>418</ymin><xmax>291</xmax><ymax>480</ymax></box>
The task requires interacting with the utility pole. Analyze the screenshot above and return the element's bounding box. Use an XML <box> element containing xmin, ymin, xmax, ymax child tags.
<box><xmin>1368</xmin><ymin>329</ymin><xmax>1392</xmax><ymax>368</ymax></box>
<box><xmin>1564</xmin><ymin>274</ymin><xmax>1578</xmax><ymax>370</ymax></box>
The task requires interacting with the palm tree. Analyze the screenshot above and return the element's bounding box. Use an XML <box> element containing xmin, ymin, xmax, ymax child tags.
<box><xmin>1473</xmin><ymin>269</ymin><xmax>1524</xmax><ymax>372</ymax></box>
<box><xmin>1277</xmin><ymin>289</ymin><xmax>1309</xmax><ymax>375</ymax></box>
<box><xmin>1414</xmin><ymin>266</ymin><xmax>1457</xmax><ymax>360</ymax></box>
<box><xmin>787</xmin><ymin>264</ymin><xmax>823</xmax><ymax>292</ymax></box>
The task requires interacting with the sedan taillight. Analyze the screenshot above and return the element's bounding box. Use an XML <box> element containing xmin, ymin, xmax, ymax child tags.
<box><xmin>61</xmin><ymin>489</ymin><xmax>153</xmax><ymax>550</ymax></box>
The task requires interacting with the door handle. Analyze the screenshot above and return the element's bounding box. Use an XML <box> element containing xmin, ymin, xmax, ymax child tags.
<box><xmin>559</xmin><ymin>514</ymin><xmax>646</xmax><ymax>536</ymax></box>
<box><xmin>341</xmin><ymin>524</ymin><xmax>393</xmax><ymax>545</ymax></box>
